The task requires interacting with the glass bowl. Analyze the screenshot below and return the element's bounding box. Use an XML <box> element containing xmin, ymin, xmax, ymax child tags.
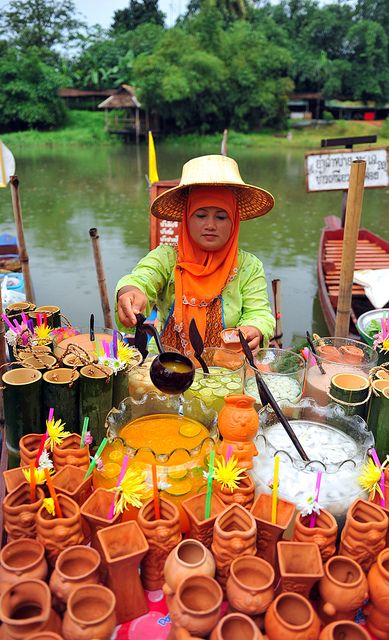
<box><xmin>245</xmin><ymin>348</ymin><xmax>306</xmax><ymax>405</ymax></box>
<box><xmin>305</xmin><ymin>337</ymin><xmax>378</xmax><ymax>406</ymax></box>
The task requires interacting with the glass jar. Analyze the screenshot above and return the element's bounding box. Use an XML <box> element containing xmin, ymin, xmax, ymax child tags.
<box><xmin>305</xmin><ymin>337</ymin><xmax>378</xmax><ymax>406</ymax></box>
<box><xmin>245</xmin><ymin>348</ymin><xmax>306</xmax><ymax>405</ymax></box>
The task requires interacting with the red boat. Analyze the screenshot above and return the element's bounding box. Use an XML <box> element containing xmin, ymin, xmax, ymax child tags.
<box><xmin>317</xmin><ymin>216</ymin><xmax>389</xmax><ymax>335</ymax></box>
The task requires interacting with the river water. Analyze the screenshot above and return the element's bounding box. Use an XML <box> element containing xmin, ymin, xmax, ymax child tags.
<box><xmin>0</xmin><ymin>142</ymin><xmax>387</xmax><ymax>345</ymax></box>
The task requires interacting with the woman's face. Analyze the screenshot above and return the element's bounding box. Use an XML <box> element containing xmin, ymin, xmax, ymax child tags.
<box><xmin>188</xmin><ymin>206</ymin><xmax>233</xmax><ymax>251</ymax></box>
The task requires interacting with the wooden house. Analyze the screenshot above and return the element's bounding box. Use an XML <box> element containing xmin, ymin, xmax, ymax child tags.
<box><xmin>98</xmin><ymin>84</ymin><xmax>160</xmax><ymax>142</ymax></box>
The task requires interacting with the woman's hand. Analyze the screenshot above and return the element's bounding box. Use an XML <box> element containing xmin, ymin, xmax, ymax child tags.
<box><xmin>117</xmin><ymin>286</ymin><xmax>147</xmax><ymax>327</ymax></box>
<box><xmin>239</xmin><ymin>326</ymin><xmax>263</xmax><ymax>355</ymax></box>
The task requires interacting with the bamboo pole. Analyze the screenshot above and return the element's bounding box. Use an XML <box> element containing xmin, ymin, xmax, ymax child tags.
<box><xmin>271</xmin><ymin>278</ymin><xmax>282</xmax><ymax>348</ymax></box>
<box><xmin>89</xmin><ymin>228</ymin><xmax>113</xmax><ymax>329</ymax></box>
<box><xmin>9</xmin><ymin>176</ymin><xmax>35</xmax><ymax>303</ymax></box>
<box><xmin>335</xmin><ymin>160</ymin><xmax>366</xmax><ymax>337</ymax></box>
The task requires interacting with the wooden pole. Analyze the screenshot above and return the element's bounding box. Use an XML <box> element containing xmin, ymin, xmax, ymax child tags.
<box><xmin>335</xmin><ymin>160</ymin><xmax>366</xmax><ymax>337</ymax></box>
<box><xmin>9</xmin><ymin>176</ymin><xmax>35</xmax><ymax>303</ymax></box>
<box><xmin>221</xmin><ymin>129</ymin><xmax>228</xmax><ymax>156</ymax></box>
<box><xmin>271</xmin><ymin>279</ymin><xmax>283</xmax><ymax>348</ymax></box>
<box><xmin>89</xmin><ymin>228</ymin><xmax>113</xmax><ymax>329</ymax></box>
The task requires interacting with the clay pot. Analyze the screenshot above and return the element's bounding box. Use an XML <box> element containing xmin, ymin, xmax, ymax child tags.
<box><xmin>278</xmin><ymin>541</ymin><xmax>324</xmax><ymax>599</ymax></box>
<box><xmin>226</xmin><ymin>555</ymin><xmax>274</xmax><ymax>616</ymax></box>
<box><xmin>163</xmin><ymin>539</ymin><xmax>216</xmax><ymax>597</ymax></box>
<box><xmin>339</xmin><ymin>345</ymin><xmax>364</xmax><ymax>364</ymax></box>
<box><xmin>97</xmin><ymin>519</ymin><xmax>149</xmax><ymax>623</ymax></box>
<box><xmin>339</xmin><ymin>498</ymin><xmax>388</xmax><ymax>573</ymax></box>
<box><xmin>36</xmin><ymin>494</ymin><xmax>84</xmax><ymax>566</ymax></box>
<box><xmin>182</xmin><ymin>492</ymin><xmax>225</xmax><ymax>549</ymax></box>
<box><xmin>0</xmin><ymin>579</ymin><xmax>61</xmax><ymax>640</ymax></box>
<box><xmin>53</xmin><ymin>434</ymin><xmax>90</xmax><ymax>472</ymax></box>
<box><xmin>217</xmin><ymin>395</ymin><xmax>258</xmax><ymax>469</ymax></box>
<box><xmin>318</xmin><ymin>556</ymin><xmax>368</xmax><ymax>623</ymax></box>
<box><xmin>316</xmin><ymin>345</ymin><xmax>342</xmax><ymax>363</ymax></box>
<box><xmin>220</xmin><ymin>328</ymin><xmax>242</xmax><ymax>352</ymax></box>
<box><xmin>168</xmin><ymin>575</ymin><xmax>223</xmax><ymax>639</ymax></box>
<box><xmin>51</xmin><ymin>465</ymin><xmax>92</xmax><ymax>506</ymax></box>
<box><xmin>138</xmin><ymin>497</ymin><xmax>182</xmax><ymax>591</ymax></box>
<box><xmin>293</xmin><ymin>509</ymin><xmax>338</xmax><ymax>562</ymax></box>
<box><xmin>319</xmin><ymin>621</ymin><xmax>370</xmax><ymax>640</ymax></box>
<box><xmin>19</xmin><ymin>434</ymin><xmax>42</xmax><ymax>467</ymax></box>
<box><xmin>214</xmin><ymin>472</ymin><xmax>256</xmax><ymax>510</ymax></box>
<box><xmin>49</xmin><ymin>545</ymin><xmax>101</xmax><ymax>609</ymax></box>
<box><xmin>364</xmin><ymin>547</ymin><xmax>389</xmax><ymax>639</ymax></box>
<box><xmin>80</xmin><ymin>488</ymin><xmax>122</xmax><ymax>550</ymax></box>
<box><xmin>62</xmin><ymin>584</ymin><xmax>116</xmax><ymax>640</ymax></box>
<box><xmin>265</xmin><ymin>592</ymin><xmax>321</xmax><ymax>640</ymax></box>
<box><xmin>3</xmin><ymin>467</ymin><xmax>29</xmax><ymax>494</ymax></box>
<box><xmin>212</xmin><ymin>503</ymin><xmax>257</xmax><ymax>592</ymax></box>
<box><xmin>250</xmin><ymin>493</ymin><xmax>295</xmax><ymax>568</ymax></box>
<box><xmin>3</xmin><ymin>483</ymin><xmax>45</xmax><ymax>541</ymax></box>
<box><xmin>0</xmin><ymin>539</ymin><xmax>48</xmax><ymax>596</ymax></box>
<box><xmin>210</xmin><ymin>612</ymin><xmax>264</xmax><ymax>640</ymax></box>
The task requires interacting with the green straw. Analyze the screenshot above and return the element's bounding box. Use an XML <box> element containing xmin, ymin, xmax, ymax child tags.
<box><xmin>204</xmin><ymin>449</ymin><xmax>215</xmax><ymax>519</ymax></box>
<box><xmin>80</xmin><ymin>416</ymin><xmax>89</xmax><ymax>448</ymax></box>
<box><xmin>84</xmin><ymin>437</ymin><xmax>108</xmax><ymax>480</ymax></box>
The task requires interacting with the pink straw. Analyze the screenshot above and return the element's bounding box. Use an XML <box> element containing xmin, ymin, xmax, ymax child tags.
<box><xmin>2</xmin><ymin>314</ymin><xmax>17</xmax><ymax>332</ymax></box>
<box><xmin>21</xmin><ymin>312</ymin><xmax>28</xmax><ymax>325</ymax></box>
<box><xmin>370</xmin><ymin>448</ymin><xmax>385</xmax><ymax>508</ymax></box>
<box><xmin>225</xmin><ymin>445</ymin><xmax>233</xmax><ymax>463</ymax></box>
<box><xmin>48</xmin><ymin>407</ymin><xmax>54</xmax><ymax>423</ymax></box>
<box><xmin>108</xmin><ymin>454</ymin><xmax>129</xmax><ymax>520</ymax></box>
<box><xmin>309</xmin><ymin>471</ymin><xmax>322</xmax><ymax>527</ymax></box>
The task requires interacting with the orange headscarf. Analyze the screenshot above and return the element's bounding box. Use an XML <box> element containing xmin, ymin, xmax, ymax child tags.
<box><xmin>174</xmin><ymin>186</ymin><xmax>240</xmax><ymax>345</ymax></box>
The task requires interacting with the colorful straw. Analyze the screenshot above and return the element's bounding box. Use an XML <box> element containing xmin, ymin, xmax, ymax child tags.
<box><xmin>29</xmin><ymin>461</ymin><xmax>36</xmax><ymax>502</ymax></box>
<box><xmin>271</xmin><ymin>455</ymin><xmax>280</xmax><ymax>524</ymax></box>
<box><xmin>370</xmin><ymin>448</ymin><xmax>385</xmax><ymax>508</ymax></box>
<box><xmin>204</xmin><ymin>449</ymin><xmax>215</xmax><ymax>519</ymax></box>
<box><xmin>108</xmin><ymin>454</ymin><xmax>129</xmax><ymax>520</ymax></box>
<box><xmin>2</xmin><ymin>314</ymin><xmax>17</xmax><ymax>332</ymax></box>
<box><xmin>44</xmin><ymin>468</ymin><xmax>62</xmax><ymax>518</ymax></box>
<box><xmin>80</xmin><ymin>416</ymin><xmax>89</xmax><ymax>448</ymax></box>
<box><xmin>225</xmin><ymin>445</ymin><xmax>233</xmax><ymax>463</ymax></box>
<box><xmin>112</xmin><ymin>330</ymin><xmax>118</xmax><ymax>359</ymax></box>
<box><xmin>35</xmin><ymin>431</ymin><xmax>49</xmax><ymax>467</ymax></box>
<box><xmin>94</xmin><ymin>336</ymin><xmax>102</xmax><ymax>357</ymax></box>
<box><xmin>151</xmin><ymin>463</ymin><xmax>161</xmax><ymax>520</ymax></box>
<box><xmin>84</xmin><ymin>437</ymin><xmax>108</xmax><ymax>480</ymax></box>
<box><xmin>37</xmin><ymin>313</ymin><xmax>42</xmax><ymax>326</ymax></box>
<box><xmin>309</xmin><ymin>471</ymin><xmax>323</xmax><ymax>527</ymax></box>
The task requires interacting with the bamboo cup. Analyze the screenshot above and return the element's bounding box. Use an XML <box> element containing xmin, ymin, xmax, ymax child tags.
<box><xmin>329</xmin><ymin>373</ymin><xmax>370</xmax><ymax>418</ymax></box>
<box><xmin>367</xmin><ymin>382</ymin><xmax>389</xmax><ymax>461</ymax></box>
<box><xmin>43</xmin><ymin>368</ymin><xmax>80</xmax><ymax>434</ymax></box>
<box><xmin>35</xmin><ymin>305</ymin><xmax>61</xmax><ymax>328</ymax></box>
<box><xmin>80</xmin><ymin>365</ymin><xmax>113</xmax><ymax>443</ymax></box>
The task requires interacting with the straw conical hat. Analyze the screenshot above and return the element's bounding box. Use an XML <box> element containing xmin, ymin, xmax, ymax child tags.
<box><xmin>151</xmin><ymin>155</ymin><xmax>275</xmax><ymax>221</ymax></box>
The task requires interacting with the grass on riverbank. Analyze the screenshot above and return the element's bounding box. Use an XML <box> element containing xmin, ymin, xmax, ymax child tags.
<box><xmin>2</xmin><ymin>109</ymin><xmax>389</xmax><ymax>150</ymax></box>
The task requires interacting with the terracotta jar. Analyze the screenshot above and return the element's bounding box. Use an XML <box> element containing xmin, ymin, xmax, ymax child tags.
<box><xmin>250</xmin><ymin>493</ymin><xmax>295</xmax><ymax>568</ymax></box>
<box><xmin>53</xmin><ymin>434</ymin><xmax>90</xmax><ymax>471</ymax></box>
<box><xmin>339</xmin><ymin>498</ymin><xmax>388</xmax><ymax>572</ymax></box>
<box><xmin>49</xmin><ymin>545</ymin><xmax>101</xmax><ymax>609</ymax></box>
<box><xmin>62</xmin><ymin>584</ymin><xmax>116</xmax><ymax>640</ymax></box>
<box><xmin>19</xmin><ymin>434</ymin><xmax>42</xmax><ymax>467</ymax></box>
<box><xmin>292</xmin><ymin>508</ymin><xmax>338</xmax><ymax>562</ymax></box>
<box><xmin>138</xmin><ymin>497</ymin><xmax>182</xmax><ymax>591</ymax></box>
<box><xmin>364</xmin><ymin>547</ymin><xmax>389</xmax><ymax>639</ymax></box>
<box><xmin>265</xmin><ymin>592</ymin><xmax>321</xmax><ymax>640</ymax></box>
<box><xmin>51</xmin><ymin>465</ymin><xmax>92</xmax><ymax>506</ymax></box>
<box><xmin>182</xmin><ymin>492</ymin><xmax>225</xmax><ymax>550</ymax></box>
<box><xmin>212</xmin><ymin>503</ymin><xmax>257</xmax><ymax>592</ymax></box>
<box><xmin>168</xmin><ymin>575</ymin><xmax>223</xmax><ymax>640</ymax></box>
<box><xmin>277</xmin><ymin>541</ymin><xmax>324</xmax><ymax>599</ymax></box>
<box><xmin>36</xmin><ymin>494</ymin><xmax>84</xmax><ymax>566</ymax></box>
<box><xmin>319</xmin><ymin>621</ymin><xmax>371</xmax><ymax>640</ymax></box>
<box><xmin>226</xmin><ymin>555</ymin><xmax>274</xmax><ymax>616</ymax></box>
<box><xmin>97</xmin><ymin>520</ymin><xmax>149</xmax><ymax>624</ymax></box>
<box><xmin>80</xmin><ymin>488</ymin><xmax>122</xmax><ymax>550</ymax></box>
<box><xmin>3</xmin><ymin>483</ymin><xmax>45</xmax><ymax>541</ymax></box>
<box><xmin>0</xmin><ymin>538</ymin><xmax>48</xmax><ymax>596</ymax></box>
<box><xmin>318</xmin><ymin>556</ymin><xmax>368</xmax><ymax>624</ymax></box>
<box><xmin>214</xmin><ymin>471</ymin><xmax>256</xmax><ymax>510</ymax></box>
<box><xmin>217</xmin><ymin>395</ymin><xmax>258</xmax><ymax>469</ymax></box>
<box><xmin>210</xmin><ymin>612</ymin><xmax>264</xmax><ymax>640</ymax></box>
<box><xmin>163</xmin><ymin>539</ymin><xmax>216</xmax><ymax>597</ymax></box>
<box><xmin>3</xmin><ymin>467</ymin><xmax>29</xmax><ymax>494</ymax></box>
<box><xmin>0</xmin><ymin>579</ymin><xmax>61</xmax><ymax>640</ymax></box>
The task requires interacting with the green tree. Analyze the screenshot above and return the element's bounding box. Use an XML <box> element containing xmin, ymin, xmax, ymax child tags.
<box><xmin>343</xmin><ymin>19</ymin><xmax>389</xmax><ymax>101</ymax></box>
<box><xmin>185</xmin><ymin>0</ymin><xmax>253</xmax><ymax>23</ymax></box>
<box><xmin>111</xmin><ymin>0</ymin><xmax>165</xmax><ymax>33</ymax></box>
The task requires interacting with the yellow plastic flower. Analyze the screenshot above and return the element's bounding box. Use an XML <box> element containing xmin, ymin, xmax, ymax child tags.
<box><xmin>112</xmin><ymin>468</ymin><xmax>149</xmax><ymax>514</ymax></box>
<box><xmin>34</xmin><ymin>324</ymin><xmax>52</xmax><ymax>340</ymax></box>
<box><xmin>42</xmin><ymin>497</ymin><xmax>56</xmax><ymax>516</ymax></box>
<box><xmin>379</xmin><ymin>337</ymin><xmax>389</xmax><ymax>352</ymax></box>
<box><xmin>22</xmin><ymin>466</ymin><xmax>53</xmax><ymax>485</ymax></box>
<box><xmin>117</xmin><ymin>341</ymin><xmax>139</xmax><ymax>365</ymax></box>
<box><xmin>213</xmin><ymin>455</ymin><xmax>246</xmax><ymax>492</ymax></box>
<box><xmin>358</xmin><ymin>457</ymin><xmax>388</xmax><ymax>500</ymax></box>
<box><xmin>46</xmin><ymin>418</ymin><xmax>71</xmax><ymax>451</ymax></box>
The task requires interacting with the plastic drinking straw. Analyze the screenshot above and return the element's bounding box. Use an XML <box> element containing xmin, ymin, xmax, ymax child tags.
<box><xmin>43</xmin><ymin>313</ymin><xmax>47</xmax><ymax>328</ymax></box>
<box><xmin>370</xmin><ymin>448</ymin><xmax>385</xmax><ymax>508</ymax></box>
<box><xmin>151</xmin><ymin>463</ymin><xmax>161</xmax><ymax>520</ymax></box>
<box><xmin>21</xmin><ymin>311</ymin><xmax>28</xmax><ymax>325</ymax></box>
<box><xmin>29</xmin><ymin>461</ymin><xmax>36</xmax><ymax>503</ymax></box>
<box><xmin>102</xmin><ymin>340</ymin><xmax>110</xmax><ymax>358</ymax></box>
<box><xmin>27</xmin><ymin>319</ymin><xmax>34</xmax><ymax>333</ymax></box>
<box><xmin>271</xmin><ymin>455</ymin><xmax>280</xmax><ymax>524</ymax></box>
<box><xmin>107</xmin><ymin>454</ymin><xmax>129</xmax><ymax>520</ymax></box>
<box><xmin>94</xmin><ymin>336</ymin><xmax>101</xmax><ymax>357</ymax></box>
<box><xmin>13</xmin><ymin>318</ymin><xmax>22</xmax><ymax>333</ymax></box>
<box><xmin>35</xmin><ymin>426</ymin><xmax>50</xmax><ymax>468</ymax></box>
<box><xmin>225</xmin><ymin>445</ymin><xmax>233</xmax><ymax>463</ymax></box>
<box><xmin>37</xmin><ymin>313</ymin><xmax>42</xmax><ymax>326</ymax></box>
<box><xmin>112</xmin><ymin>330</ymin><xmax>118</xmax><ymax>359</ymax></box>
<box><xmin>309</xmin><ymin>471</ymin><xmax>323</xmax><ymax>527</ymax></box>
<box><xmin>44</xmin><ymin>467</ymin><xmax>62</xmax><ymax>518</ymax></box>
<box><xmin>2</xmin><ymin>314</ymin><xmax>17</xmax><ymax>332</ymax></box>
<box><xmin>204</xmin><ymin>449</ymin><xmax>215</xmax><ymax>519</ymax></box>
<box><xmin>84</xmin><ymin>437</ymin><xmax>108</xmax><ymax>480</ymax></box>
<box><xmin>80</xmin><ymin>416</ymin><xmax>89</xmax><ymax>448</ymax></box>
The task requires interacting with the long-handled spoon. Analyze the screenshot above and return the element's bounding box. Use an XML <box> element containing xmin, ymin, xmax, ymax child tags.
<box><xmin>189</xmin><ymin>319</ymin><xmax>209</xmax><ymax>374</ymax></box>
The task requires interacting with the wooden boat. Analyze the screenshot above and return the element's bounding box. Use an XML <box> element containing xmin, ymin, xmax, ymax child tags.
<box><xmin>318</xmin><ymin>215</ymin><xmax>389</xmax><ymax>336</ymax></box>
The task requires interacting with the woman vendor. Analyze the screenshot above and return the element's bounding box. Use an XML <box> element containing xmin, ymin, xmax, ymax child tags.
<box><xmin>115</xmin><ymin>154</ymin><xmax>275</xmax><ymax>356</ymax></box>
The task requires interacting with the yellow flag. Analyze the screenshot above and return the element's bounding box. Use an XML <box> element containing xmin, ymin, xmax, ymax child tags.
<box><xmin>148</xmin><ymin>131</ymin><xmax>159</xmax><ymax>184</ymax></box>
<box><xmin>0</xmin><ymin>142</ymin><xmax>6</xmax><ymax>188</ymax></box>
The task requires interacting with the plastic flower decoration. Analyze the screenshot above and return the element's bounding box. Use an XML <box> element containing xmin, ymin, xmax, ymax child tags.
<box><xmin>96</xmin><ymin>457</ymin><xmax>104</xmax><ymax>471</ymax></box>
<box><xmin>34</xmin><ymin>324</ymin><xmax>52</xmax><ymax>341</ymax></box>
<box><xmin>300</xmin><ymin>493</ymin><xmax>322</xmax><ymax>517</ymax></box>
<box><xmin>46</xmin><ymin>417</ymin><xmax>71</xmax><ymax>451</ymax></box>
<box><xmin>117</xmin><ymin>341</ymin><xmax>139</xmax><ymax>365</ymax></box>
<box><xmin>22</xmin><ymin>466</ymin><xmax>53</xmax><ymax>485</ymax></box>
<box><xmin>42</xmin><ymin>497</ymin><xmax>56</xmax><ymax>516</ymax></box>
<box><xmin>112</xmin><ymin>468</ymin><xmax>149</xmax><ymax>515</ymax></box>
<box><xmin>373</xmin><ymin>317</ymin><xmax>389</xmax><ymax>353</ymax></box>
<box><xmin>83</xmin><ymin>431</ymin><xmax>93</xmax><ymax>446</ymax></box>
<box><xmin>38</xmin><ymin>450</ymin><xmax>54</xmax><ymax>469</ymax></box>
<box><xmin>358</xmin><ymin>456</ymin><xmax>388</xmax><ymax>500</ymax></box>
<box><xmin>213</xmin><ymin>455</ymin><xmax>246</xmax><ymax>492</ymax></box>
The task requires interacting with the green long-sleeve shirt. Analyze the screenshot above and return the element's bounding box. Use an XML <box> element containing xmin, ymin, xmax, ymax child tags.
<box><xmin>115</xmin><ymin>245</ymin><xmax>275</xmax><ymax>345</ymax></box>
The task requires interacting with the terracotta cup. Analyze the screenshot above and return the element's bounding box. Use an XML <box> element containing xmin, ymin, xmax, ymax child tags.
<box><xmin>3</xmin><ymin>483</ymin><xmax>45</xmax><ymax>541</ymax></box>
<box><xmin>210</xmin><ymin>612</ymin><xmax>264</xmax><ymax>640</ymax></box>
<box><xmin>364</xmin><ymin>547</ymin><xmax>389</xmax><ymax>639</ymax></box>
<box><xmin>277</xmin><ymin>541</ymin><xmax>324</xmax><ymax>599</ymax></box>
<box><xmin>182</xmin><ymin>492</ymin><xmax>225</xmax><ymax>550</ymax></box>
<box><xmin>217</xmin><ymin>395</ymin><xmax>258</xmax><ymax>469</ymax></box>
<box><xmin>265</xmin><ymin>592</ymin><xmax>321</xmax><ymax>640</ymax></box>
<box><xmin>214</xmin><ymin>471</ymin><xmax>256</xmax><ymax>510</ymax></box>
<box><xmin>319</xmin><ymin>621</ymin><xmax>371</xmax><ymax>640</ymax></box>
<box><xmin>19</xmin><ymin>434</ymin><xmax>42</xmax><ymax>467</ymax></box>
<box><xmin>80</xmin><ymin>488</ymin><xmax>122</xmax><ymax>550</ymax></box>
<box><xmin>51</xmin><ymin>464</ymin><xmax>92</xmax><ymax>506</ymax></box>
<box><xmin>36</xmin><ymin>494</ymin><xmax>84</xmax><ymax>566</ymax></box>
<box><xmin>53</xmin><ymin>434</ymin><xmax>90</xmax><ymax>471</ymax></box>
<box><xmin>339</xmin><ymin>498</ymin><xmax>388</xmax><ymax>573</ymax></box>
<box><xmin>226</xmin><ymin>555</ymin><xmax>275</xmax><ymax>617</ymax></box>
<box><xmin>49</xmin><ymin>545</ymin><xmax>101</xmax><ymax>609</ymax></box>
<box><xmin>250</xmin><ymin>493</ymin><xmax>295</xmax><ymax>568</ymax></box>
<box><xmin>168</xmin><ymin>575</ymin><xmax>223</xmax><ymax>639</ymax></box>
<box><xmin>62</xmin><ymin>584</ymin><xmax>116</xmax><ymax>640</ymax></box>
<box><xmin>3</xmin><ymin>466</ymin><xmax>30</xmax><ymax>494</ymax></box>
<box><xmin>163</xmin><ymin>538</ymin><xmax>216</xmax><ymax>597</ymax></box>
<box><xmin>292</xmin><ymin>508</ymin><xmax>338</xmax><ymax>562</ymax></box>
<box><xmin>318</xmin><ymin>556</ymin><xmax>368</xmax><ymax>623</ymax></box>
<box><xmin>0</xmin><ymin>538</ymin><xmax>48</xmax><ymax>596</ymax></box>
